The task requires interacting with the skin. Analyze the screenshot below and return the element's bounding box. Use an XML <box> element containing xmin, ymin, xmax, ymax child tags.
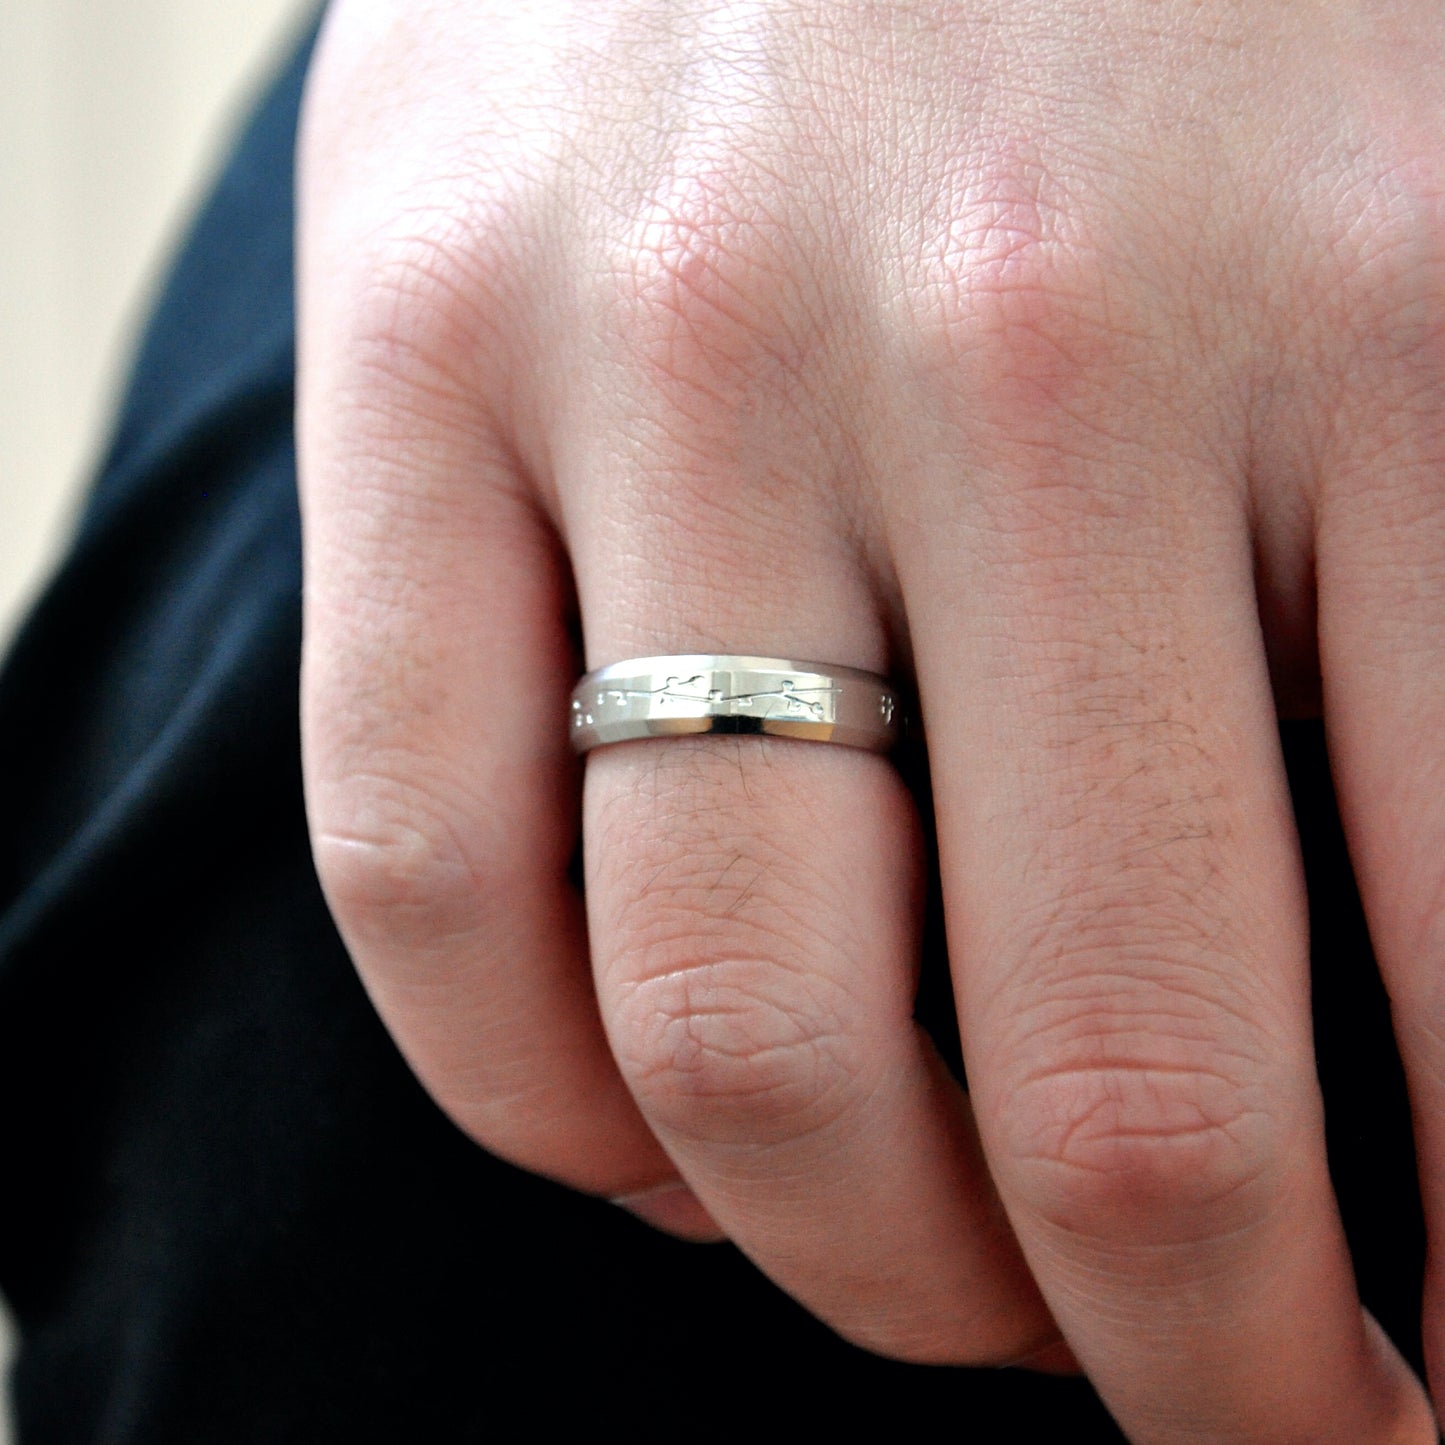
<box><xmin>296</xmin><ymin>1</ymin><xmax>1445</xmax><ymax>1438</ymax></box>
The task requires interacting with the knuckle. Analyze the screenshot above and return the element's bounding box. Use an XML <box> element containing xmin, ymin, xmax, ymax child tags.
<box><xmin>607</xmin><ymin>953</ymin><xmax>862</xmax><ymax>1147</ymax></box>
<box><xmin>590</xmin><ymin>745</ymin><xmax>868</xmax><ymax>1146</ymax></box>
<box><xmin>902</xmin><ymin>149</ymin><xmax>1116</xmax><ymax>411</ymax></box>
<box><xmin>978</xmin><ymin>778</ymin><xmax>1298</xmax><ymax>1245</ymax></box>
<box><xmin>608</xmin><ymin>164</ymin><xmax>805</xmax><ymax>404</ymax></box>
<box><xmin>993</xmin><ymin>1006</ymin><xmax>1283</xmax><ymax>1244</ymax></box>
<box><xmin>587</xmin><ymin>165</ymin><xmax>848</xmax><ymax>557</ymax></box>
<box><xmin>310</xmin><ymin>767</ymin><xmax>494</xmax><ymax>960</ymax></box>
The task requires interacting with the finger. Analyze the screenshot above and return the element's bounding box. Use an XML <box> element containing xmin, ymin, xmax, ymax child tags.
<box><xmin>1312</xmin><ymin>265</ymin><xmax>1445</xmax><ymax>1411</ymax></box>
<box><xmin>296</xmin><ymin>222</ymin><xmax>681</xmax><ymax>1205</ymax></box>
<box><xmin>901</xmin><ymin>423</ymin><xmax>1431</xmax><ymax>1435</ymax></box>
<box><xmin>586</xmin><ymin>731</ymin><xmax>1052</xmax><ymax>1361</ymax></box>
<box><xmin>559</xmin><ymin>243</ymin><xmax>1057</xmax><ymax>1362</ymax></box>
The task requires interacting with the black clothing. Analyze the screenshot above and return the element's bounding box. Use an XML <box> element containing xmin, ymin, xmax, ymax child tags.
<box><xmin>0</xmin><ymin>26</ymin><xmax>1424</xmax><ymax>1443</ymax></box>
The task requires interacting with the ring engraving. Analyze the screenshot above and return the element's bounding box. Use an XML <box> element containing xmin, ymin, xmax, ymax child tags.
<box><xmin>570</xmin><ymin>655</ymin><xmax>901</xmax><ymax>755</ymax></box>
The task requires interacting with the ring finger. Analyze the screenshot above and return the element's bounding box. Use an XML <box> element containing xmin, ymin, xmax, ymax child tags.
<box><xmin>557</xmin><ymin>340</ymin><xmax>1057</xmax><ymax>1369</ymax></box>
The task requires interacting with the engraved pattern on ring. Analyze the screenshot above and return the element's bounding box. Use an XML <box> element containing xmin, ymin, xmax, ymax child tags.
<box><xmin>569</xmin><ymin>655</ymin><xmax>901</xmax><ymax>755</ymax></box>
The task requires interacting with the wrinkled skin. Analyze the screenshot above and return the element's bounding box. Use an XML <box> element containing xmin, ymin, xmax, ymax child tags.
<box><xmin>297</xmin><ymin>2</ymin><xmax>1445</xmax><ymax>1438</ymax></box>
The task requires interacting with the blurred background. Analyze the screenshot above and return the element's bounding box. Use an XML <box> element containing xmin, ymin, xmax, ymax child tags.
<box><xmin>0</xmin><ymin>1</ymin><xmax>315</xmax><ymax>1436</ymax></box>
<box><xmin>1</xmin><ymin>0</ymin><xmax>313</xmax><ymax>644</ymax></box>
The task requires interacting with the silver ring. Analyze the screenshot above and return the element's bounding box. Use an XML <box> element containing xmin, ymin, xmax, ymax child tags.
<box><xmin>570</xmin><ymin>654</ymin><xmax>901</xmax><ymax>755</ymax></box>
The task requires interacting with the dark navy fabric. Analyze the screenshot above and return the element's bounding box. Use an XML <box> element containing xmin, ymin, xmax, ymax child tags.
<box><xmin>0</xmin><ymin>23</ymin><xmax>1425</xmax><ymax>1443</ymax></box>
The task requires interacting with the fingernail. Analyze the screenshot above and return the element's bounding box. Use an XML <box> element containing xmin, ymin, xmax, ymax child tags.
<box><xmin>611</xmin><ymin>1181</ymin><xmax>727</xmax><ymax>1243</ymax></box>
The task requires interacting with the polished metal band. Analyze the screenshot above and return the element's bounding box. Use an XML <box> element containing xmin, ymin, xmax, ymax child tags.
<box><xmin>570</xmin><ymin>654</ymin><xmax>900</xmax><ymax>755</ymax></box>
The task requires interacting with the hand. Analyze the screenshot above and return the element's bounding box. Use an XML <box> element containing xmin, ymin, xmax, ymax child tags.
<box><xmin>296</xmin><ymin>1</ymin><xmax>1445</xmax><ymax>1437</ymax></box>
